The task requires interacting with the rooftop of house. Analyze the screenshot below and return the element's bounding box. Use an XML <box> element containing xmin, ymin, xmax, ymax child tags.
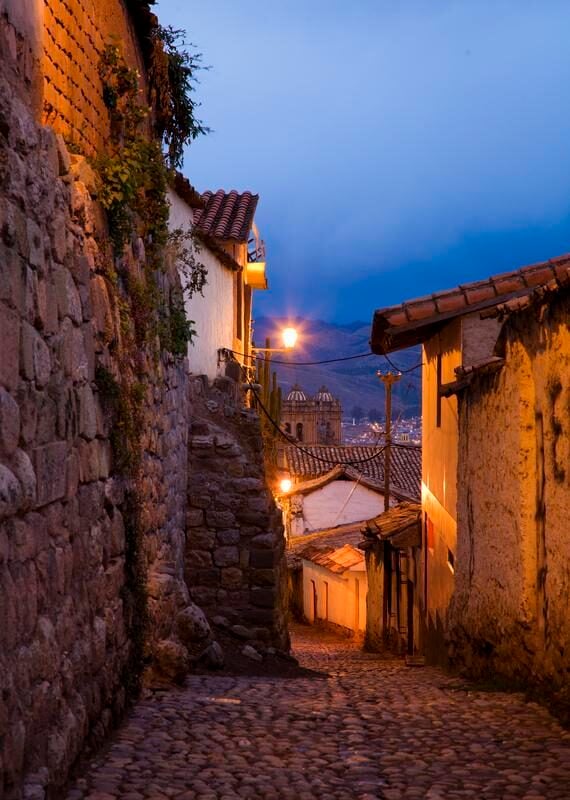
<box><xmin>361</xmin><ymin>501</ymin><xmax>422</xmax><ymax>550</ymax></box>
<box><xmin>276</xmin><ymin>464</ymin><xmax>385</xmax><ymax>499</ymax></box>
<box><xmin>193</xmin><ymin>190</ymin><xmax>259</xmax><ymax>243</ymax></box>
<box><xmin>282</xmin><ymin>444</ymin><xmax>421</xmax><ymax>501</ymax></box>
<box><xmin>288</xmin><ymin>519</ymin><xmax>367</xmax><ymax>573</ymax></box>
<box><xmin>298</xmin><ymin>542</ymin><xmax>365</xmax><ymax>574</ymax></box>
<box><xmin>371</xmin><ymin>254</ymin><xmax>570</xmax><ymax>353</ymax></box>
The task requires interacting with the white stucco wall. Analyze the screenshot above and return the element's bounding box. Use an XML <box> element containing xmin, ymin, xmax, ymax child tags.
<box><xmin>301</xmin><ymin>481</ymin><xmax>386</xmax><ymax>533</ymax></box>
<box><xmin>168</xmin><ymin>189</ymin><xmax>235</xmax><ymax>380</ymax></box>
<box><xmin>302</xmin><ymin>561</ymin><xmax>367</xmax><ymax>632</ymax></box>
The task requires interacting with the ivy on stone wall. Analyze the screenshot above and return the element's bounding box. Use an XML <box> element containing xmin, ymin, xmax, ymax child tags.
<box><xmin>94</xmin><ymin>40</ymin><xmax>209</xmax><ymax>693</ymax></box>
<box><xmin>124</xmin><ymin>0</ymin><xmax>209</xmax><ymax>169</ymax></box>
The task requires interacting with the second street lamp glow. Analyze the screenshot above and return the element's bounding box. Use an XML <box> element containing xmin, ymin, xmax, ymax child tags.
<box><xmin>282</xmin><ymin>328</ymin><xmax>298</xmax><ymax>349</ymax></box>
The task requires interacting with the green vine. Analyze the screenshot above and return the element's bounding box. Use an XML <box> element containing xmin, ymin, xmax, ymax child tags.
<box><xmin>150</xmin><ymin>25</ymin><xmax>210</xmax><ymax>170</ymax></box>
<box><xmin>94</xmin><ymin>40</ymin><xmax>211</xmax><ymax>693</ymax></box>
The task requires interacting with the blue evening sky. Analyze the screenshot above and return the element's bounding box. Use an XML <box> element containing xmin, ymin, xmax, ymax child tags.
<box><xmin>156</xmin><ymin>0</ymin><xmax>570</xmax><ymax>324</ymax></box>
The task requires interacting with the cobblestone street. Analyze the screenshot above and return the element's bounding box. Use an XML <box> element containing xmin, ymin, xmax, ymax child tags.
<box><xmin>67</xmin><ymin>624</ymin><xmax>570</xmax><ymax>800</ymax></box>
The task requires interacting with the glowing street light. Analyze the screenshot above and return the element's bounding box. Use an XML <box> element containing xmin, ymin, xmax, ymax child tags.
<box><xmin>282</xmin><ymin>327</ymin><xmax>298</xmax><ymax>350</ymax></box>
<box><xmin>279</xmin><ymin>478</ymin><xmax>292</xmax><ymax>493</ymax></box>
<box><xmin>253</xmin><ymin>327</ymin><xmax>299</xmax><ymax>354</ymax></box>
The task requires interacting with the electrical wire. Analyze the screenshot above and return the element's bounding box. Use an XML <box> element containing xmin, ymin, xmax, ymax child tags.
<box><xmin>229</xmin><ymin>346</ymin><xmax>423</xmax><ymax>372</ymax></box>
<box><xmin>232</xmin><ymin>348</ymin><xmax>376</xmax><ymax>367</ymax></box>
<box><xmin>381</xmin><ymin>351</ymin><xmax>423</xmax><ymax>374</ymax></box>
<box><xmin>242</xmin><ymin>370</ymin><xmax>390</xmax><ymax>467</ymax></box>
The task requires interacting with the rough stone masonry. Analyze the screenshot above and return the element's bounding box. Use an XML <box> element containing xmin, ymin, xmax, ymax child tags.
<box><xmin>0</xmin><ymin>10</ymin><xmax>288</xmax><ymax>799</ymax></box>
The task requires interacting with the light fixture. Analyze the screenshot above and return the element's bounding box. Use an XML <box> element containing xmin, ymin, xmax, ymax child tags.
<box><xmin>282</xmin><ymin>327</ymin><xmax>298</xmax><ymax>350</ymax></box>
<box><xmin>279</xmin><ymin>478</ymin><xmax>292</xmax><ymax>493</ymax></box>
<box><xmin>252</xmin><ymin>327</ymin><xmax>299</xmax><ymax>355</ymax></box>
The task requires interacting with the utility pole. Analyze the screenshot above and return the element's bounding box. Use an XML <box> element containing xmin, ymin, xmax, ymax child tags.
<box><xmin>378</xmin><ymin>370</ymin><xmax>401</xmax><ymax>512</ymax></box>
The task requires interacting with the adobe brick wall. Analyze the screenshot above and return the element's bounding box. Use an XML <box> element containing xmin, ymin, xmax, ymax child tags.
<box><xmin>42</xmin><ymin>0</ymin><xmax>145</xmax><ymax>155</ymax></box>
<box><xmin>449</xmin><ymin>290</ymin><xmax>570</xmax><ymax>709</ymax></box>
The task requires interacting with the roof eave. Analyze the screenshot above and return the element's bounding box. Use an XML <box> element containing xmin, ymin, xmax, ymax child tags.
<box><xmin>370</xmin><ymin>282</ymin><xmax>565</xmax><ymax>355</ymax></box>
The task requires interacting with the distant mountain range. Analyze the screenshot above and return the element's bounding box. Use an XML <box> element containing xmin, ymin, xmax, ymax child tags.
<box><xmin>253</xmin><ymin>317</ymin><xmax>422</xmax><ymax>418</ymax></box>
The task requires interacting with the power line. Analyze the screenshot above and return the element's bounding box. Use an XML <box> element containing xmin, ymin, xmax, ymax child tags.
<box><xmin>381</xmin><ymin>351</ymin><xmax>423</xmax><ymax>374</ymax></box>
<box><xmin>230</xmin><ymin>346</ymin><xmax>423</xmax><ymax>372</ymax></box>
<box><xmin>243</xmin><ymin>371</ymin><xmax>390</xmax><ymax>468</ymax></box>
<box><xmin>232</xmin><ymin>349</ymin><xmax>376</xmax><ymax>367</ymax></box>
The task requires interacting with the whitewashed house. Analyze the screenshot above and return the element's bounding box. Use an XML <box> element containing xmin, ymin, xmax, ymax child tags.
<box><xmin>278</xmin><ymin>445</ymin><xmax>421</xmax><ymax>540</ymax></box>
<box><xmin>168</xmin><ymin>174</ymin><xmax>267</xmax><ymax>379</ymax></box>
<box><xmin>279</xmin><ymin>465</ymin><xmax>388</xmax><ymax>539</ymax></box>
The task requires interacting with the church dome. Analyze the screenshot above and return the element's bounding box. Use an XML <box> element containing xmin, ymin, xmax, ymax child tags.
<box><xmin>314</xmin><ymin>385</ymin><xmax>335</xmax><ymax>402</ymax></box>
<box><xmin>286</xmin><ymin>383</ymin><xmax>307</xmax><ymax>401</ymax></box>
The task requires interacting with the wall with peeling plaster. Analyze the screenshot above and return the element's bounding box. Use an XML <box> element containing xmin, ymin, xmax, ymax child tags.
<box><xmin>450</xmin><ymin>290</ymin><xmax>570</xmax><ymax>707</ymax></box>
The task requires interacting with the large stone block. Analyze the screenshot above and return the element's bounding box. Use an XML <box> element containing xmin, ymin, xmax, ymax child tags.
<box><xmin>0</xmin><ymin>386</ymin><xmax>20</xmax><ymax>455</ymax></box>
<box><xmin>221</xmin><ymin>567</ymin><xmax>243</xmax><ymax>590</ymax></box>
<box><xmin>77</xmin><ymin>383</ymin><xmax>97</xmax><ymax>440</ymax></box>
<box><xmin>213</xmin><ymin>546</ymin><xmax>239</xmax><ymax>567</ymax></box>
<box><xmin>153</xmin><ymin>639</ymin><xmax>189</xmax><ymax>683</ymax></box>
<box><xmin>0</xmin><ymin>303</ymin><xmax>20</xmax><ymax>391</ymax></box>
<box><xmin>26</xmin><ymin>218</ymin><xmax>44</xmax><ymax>269</ymax></box>
<box><xmin>0</xmin><ymin>463</ymin><xmax>22</xmax><ymax>519</ymax></box>
<box><xmin>250</xmin><ymin>587</ymin><xmax>276</xmax><ymax>608</ymax></box>
<box><xmin>10</xmin><ymin>448</ymin><xmax>36</xmax><ymax>510</ymax></box>
<box><xmin>176</xmin><ymin>603</ymin><xmax>211</xmax><ymax>644</ymax></box>
<box><xmin>21</xmin><ymin>322</ymin><xmax>51</xmax><ymax>388</ymax></box>
<box><xmin>54</xmin><ymin>267</ymin><xmax>82</xmax><ymax>324</ymax></box>
<box><xmin>186</xmin><ymin>528</ymin><xmax>216</xmax><ymax>551</ymax></box>
<box><xmin>186</xmin><ymin>508</ymin><xmax>204</xmax><ymax>527</ymax></box>
<box><xmin>216</xmin><ymin>528</ymin><xmax>240</xmax><ymax>546</ymax></box>
<box><xmin>89</xmin><ymin>275</ymin><xmax>112</xmax><ymax>336</ymax></box>
<box><xmin>206</xmin><ymin>509</ymin><xmax>235</xmax><ymax>528</ymax></box>
<box><xmin>33</xmin><ymin>442</ymin><xmax>67</xmax><ymax>507</ymax></box>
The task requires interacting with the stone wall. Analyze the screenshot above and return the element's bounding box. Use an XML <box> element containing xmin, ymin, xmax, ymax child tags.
<box><xmin>0</xmin><ymin>6</ymin><xmax>290</xmax><ymax>797</ymax></box>
<box><xmin>449</xmin><ymin>289</ymin><xmax>570</xmax><ymax>710</ymax></box>
<box><xmin>0</xmin><ymin>32</ymin><xmax>203</xmax><ymax>800</ymax></box>
<box><xmin>187</xmin><ymin>376</ymin><xmax>289</xmax><ymax>651</ymax></box>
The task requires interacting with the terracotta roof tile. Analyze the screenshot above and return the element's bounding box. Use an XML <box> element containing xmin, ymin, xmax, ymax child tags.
<box><xmin>462</xmin><ymin>281</ymin><xmax>498</xmax><ymax>305</ymax></box>
<box><xmin>406</xmin><ymin>299</ymin><xmax>439</xmax><ymax>322</ymax></box>
<box><xmin>193</xmin><ymin>190</ymin><xmax>259</xmax><ymax>243</ymax></box>
<box><xmin>282</xmin><ymin>444</ymin><xmax>421</xmax><ymax>501</ymax></box>
<box><xmin>492</xmin><ymin>272</ymin><xmax>526</xmax><ymax>294</ymax></box>
<box><xmin>371</xmin><ymin>253</ymin><xmax>570</xmax><ymax>353</ymax></box>
<box><xmin>385</xmin><ymin>309</ymin><xmax>409</xmax><ymax>327</ymax></box>
<box><xmin>523</xmin><ymin>263</ymin><xmax>559</xmax><ymax>286</ymax></box>
<box><xmin>433</xmin><ymin>289</ymin><xmax>465</xmax><ymax>313</ymax></box>
<box><xmin>297</xmin><ymin>542</ymin><xmax>365</xmax><ymax>574</ymax></box>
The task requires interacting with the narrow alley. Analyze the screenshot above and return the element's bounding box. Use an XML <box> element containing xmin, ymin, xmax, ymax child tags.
<box><xmin>66</xmin><ymin>625</ymin><xmax>570</xmax><ymax>800</ymax></box>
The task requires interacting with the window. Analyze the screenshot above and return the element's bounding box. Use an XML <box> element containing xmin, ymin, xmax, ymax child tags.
<box><xmin>284</xmin><ymin>422</ymin><xmax>291</xmax><ymax>434</ymax></box>
<box><xmin>436</xmin><ymin>353</ymin><xmax>442</xmax><ymax>428</ymax></box>
<box><xmin>296</xmin><ymin>422</ymin><xmax>304</xmax><ymax>442</ymax></box>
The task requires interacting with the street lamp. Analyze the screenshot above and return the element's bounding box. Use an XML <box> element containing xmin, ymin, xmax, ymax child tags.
<box><xmin>253</xmin><ymin>327</ymin><xmax>299</xmax><ymax>354</ymax></box>
<box><xmin>279</xmin><ymin>477</ymin><xmax>292</xmax><ymax>493</ymax></box>
<box><xmin>282</xmin><ymin>327</ymin><xmax>298</xmax><ymax>349</ymax></box>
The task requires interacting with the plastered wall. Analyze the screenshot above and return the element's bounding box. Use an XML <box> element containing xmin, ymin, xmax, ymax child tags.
<box><xmin>301</xmin><ymin>481</ymin><xmax>386</xmax><ymax>532</ymax></box>
<box><xmin>302</xmin><ymin>561</ymin><xmax>367</xmax><ymax>632</ymax></box>
<box><xmin>450</xmin><ymin>290</ymin><xmax>570</xmax><ymax>702</ymax></box>
<box><xmin>168</xmin><ymin>190</ymin><xmax>236</xmax><ymax>380</ymax></box>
